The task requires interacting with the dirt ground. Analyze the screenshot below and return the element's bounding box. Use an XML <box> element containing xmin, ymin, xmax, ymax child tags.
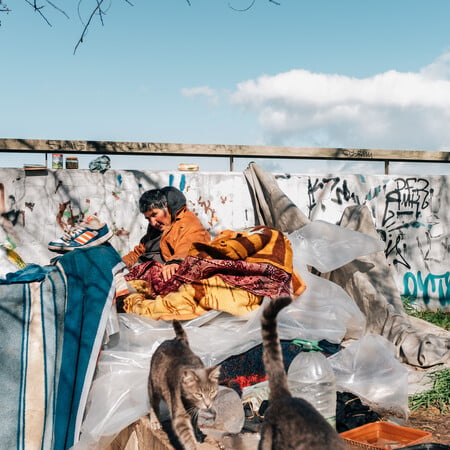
<box><xmin>406</xmin><ymin>408</ymin><xmax>450</xmax><ymax>445</ymax></box>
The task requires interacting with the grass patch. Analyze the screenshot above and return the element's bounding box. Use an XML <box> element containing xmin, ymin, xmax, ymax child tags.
<box><xmin>402</xmin><ymin>296</ymin><xmax>450</xmax><ymax>331</ymax></box>
<box><xmin>409</xmin><ymin>368</ymin><xmax>450</xmax><ymax>413</ymax></box>
<box><xmin>403</xmin><ymin>296</ymin><xmax>450</xmax><ymax>413</ymax></box>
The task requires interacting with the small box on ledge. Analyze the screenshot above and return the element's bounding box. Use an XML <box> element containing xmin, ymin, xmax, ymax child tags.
<box><xmin>66</xmin><ymin>157</ymin><xmax>79</xmax><ymax>169</ymax></box>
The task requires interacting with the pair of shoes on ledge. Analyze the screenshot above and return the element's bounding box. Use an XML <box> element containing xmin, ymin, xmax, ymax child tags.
<box><xmin>48</xmin><ymin>216</ymin><xmax>113</xmax><ymax>252</ymax></box>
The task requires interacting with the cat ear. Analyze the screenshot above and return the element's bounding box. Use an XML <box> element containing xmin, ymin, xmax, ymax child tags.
<box><xmin>208</xmin><ymin>365</ymin><xmax>221</xmax><ymax>381</ymax></box>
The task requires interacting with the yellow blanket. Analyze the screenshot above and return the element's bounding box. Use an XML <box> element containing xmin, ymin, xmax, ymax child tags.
<box><xmin>123</xmin><ymin>275</ymin><xmax>262</xmax><ymax>321</ymax></box>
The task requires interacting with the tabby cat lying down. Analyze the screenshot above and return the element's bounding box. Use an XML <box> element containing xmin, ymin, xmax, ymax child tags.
<box><xmin>259</xmin><ymin>296</ymin><xmax>348</xmax><ymax>450</ymax></box>
<box><xmin>148</xmin><ymin>319</ymin><xmax>222</xmax><ymax>449</ymax></box>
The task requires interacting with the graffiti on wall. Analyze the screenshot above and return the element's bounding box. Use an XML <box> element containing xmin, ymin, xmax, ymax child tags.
<box><xmin>378</xmin><ymin>178</ymin><xmax>440</xmax><ymax>273</ymax></box>
<box><xmin>0</xmin><ymin>169</ymin><xmax>448</xmax><ymax>309</ymax></box>
<box><xmin>0</xmin><ymin>183</ymin><xmax>24</xmax><ymax>227</ymax></box>
<box><xmin>404</xmin><ymin>271</ymin><xmax>450</xmax><ymax>307</ymax></box>
<box><xmin>307</xmin><ymin>177</ymin><xmax>361</xmax><ymax>216</ymax></box>
<box><xmin>283</xmin><ymin>173</ymin><xmax>449</xmax><ymax>309</ymax></box>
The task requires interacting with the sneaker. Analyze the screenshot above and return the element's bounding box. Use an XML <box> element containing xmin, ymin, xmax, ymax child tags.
<box><xmin>48</xmin><ymin>216</ymin><xmax>113</xmax><ymax>252</ymax></box>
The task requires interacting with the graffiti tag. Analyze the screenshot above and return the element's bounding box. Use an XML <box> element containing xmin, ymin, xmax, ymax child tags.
<box><xmin>307</xmin><ymin>177</ymin><xmax>360</xmax><ymax>215</ymax></box>
<box><xmin>403</xmin><ymin>271</ymin><xmax>449</xmax><ymax>307</ymax></box>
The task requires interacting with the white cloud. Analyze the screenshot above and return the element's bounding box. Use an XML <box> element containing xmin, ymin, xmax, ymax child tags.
<box><xmin>420</xmin><ymin>52</ymin><xmax>450</xmax><ymax>80</ymax></box>
<box><xmin>230</xmin><ymin>54</ymin><xmax>450</xmax><ymax>151</ymax></box>
<box><xmin>181</xmin><ymin>86</ymin><xmax>219</xmax><ymax>105</ymax></box>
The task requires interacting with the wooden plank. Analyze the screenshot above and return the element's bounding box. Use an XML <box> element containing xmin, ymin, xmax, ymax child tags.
<box><xmin>0</xmin><ymin>138</ymin><xmax>449</xmax><ymax>163</ymax></box>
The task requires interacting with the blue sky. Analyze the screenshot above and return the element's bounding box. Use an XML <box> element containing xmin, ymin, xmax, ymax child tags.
<box><xmin>2</xmin><ymin>0</ymin><xmax>450</xmax><ymax>172</ymax></box>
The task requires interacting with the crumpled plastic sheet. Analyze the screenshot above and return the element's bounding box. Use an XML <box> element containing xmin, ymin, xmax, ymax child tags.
<box><xmin>329</xmin><ymin>334</ymin><xmax>410</xmax><ymax>419</ymax></box>
<box><xmin>73</xmin><ymin>220</ymin><xmax>387</xmax><ymax>449</ymax></box>
<box><xmin>287</xmin><ymin>219</ymin><xmax>386</xmax><ymax>274</ymax></box>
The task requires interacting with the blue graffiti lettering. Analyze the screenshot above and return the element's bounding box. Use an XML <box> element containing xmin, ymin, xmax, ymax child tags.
<box><xmin>403</xmin><ymin>271</ymin><xmax>450</xmax><ymax>307</ymax></box>
<box><xmin>179</xmin><ymin>174</ymin><xmax>186</xmax><ymax>192</ymax></box>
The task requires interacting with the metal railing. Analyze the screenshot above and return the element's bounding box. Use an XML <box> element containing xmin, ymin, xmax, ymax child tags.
<box><xmin>1</xmin><ymin>138</ymin><xmax>449</xmax><ymax>173</ymax></box>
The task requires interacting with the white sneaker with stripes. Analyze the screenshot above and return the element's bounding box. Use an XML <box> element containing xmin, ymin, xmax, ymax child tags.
<box><xmin>48</xmin><ymin>216</ymin><xmax>113</xmax><ymax>252</ymax></box>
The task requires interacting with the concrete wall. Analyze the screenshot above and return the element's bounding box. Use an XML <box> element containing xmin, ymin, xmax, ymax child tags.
<box><xmin>0</xmin><ymin>168</ymin><xmax>448</xmax><ymax>310</ymax></box>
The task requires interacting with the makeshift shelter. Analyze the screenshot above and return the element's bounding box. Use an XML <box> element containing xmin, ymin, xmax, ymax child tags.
<box><xmin>0</xmin><ymin>163</ymin><xmax>449</xmax><ymax>450</ymax></box>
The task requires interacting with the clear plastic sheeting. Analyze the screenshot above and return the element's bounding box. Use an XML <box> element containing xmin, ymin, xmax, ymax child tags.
<box><xmin>328</xmin><ymin>334</ymin><xmax>410</xmax><ymax>419</ymax></box>
<box><xmin>75</xmin><ymin>296</ymin><xmax>366</xmax><ymax>449</ymax></box>
<box><xmin>289</xmin><ymin>267</ymin><xmax>366</xmax><ymax>341</ymax></box>
<box><xmin>287</xmin><ymin>220</ymin><xmax>377</xmax><ymax>341</ymax></box>
<box><xmin>74</xmin><ymin>310</ymin><xmax>265</xmax><ymax>450</ymax></box>
<box><xmin>74</xmin><ymin>221</ymin><xmax>386</xmax><ymax>449</ymax></box>
<box><xmin>288</xmin><ymin>220</ymin><xmax>385</xmax><ymax>273</ymax></box>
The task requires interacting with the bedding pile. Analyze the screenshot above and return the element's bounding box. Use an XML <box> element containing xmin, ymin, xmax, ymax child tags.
<box><xmin>122</xmin><ymin>225</ymin><xmax>306</xmax><ymax>320</ymax></box>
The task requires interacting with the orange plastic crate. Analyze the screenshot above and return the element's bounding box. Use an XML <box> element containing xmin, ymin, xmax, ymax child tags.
<box><xmin>340</xmin><ymin>421</ymin><xmax>432</xmax><ymax>450</ymax></box>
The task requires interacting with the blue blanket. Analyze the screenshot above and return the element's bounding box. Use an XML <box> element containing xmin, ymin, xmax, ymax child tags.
<box><xmin>0</xmin><ymin>244</ymin><xmax>124</xmax><ymax>450</ymax></box>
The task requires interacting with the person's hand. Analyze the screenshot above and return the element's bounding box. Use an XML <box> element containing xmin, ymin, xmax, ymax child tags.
<box><xmin>161</xmin><ymin>263</ymin><xmax>179</xmax><ymax>282</ymax></box>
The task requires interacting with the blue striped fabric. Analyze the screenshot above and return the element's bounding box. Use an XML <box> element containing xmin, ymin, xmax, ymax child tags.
<box><xmin>0</xmin><ymin>244</ymin><xmax>124</xmax><ymax>450</ymax></box>
<box><xmin>1</xmin><ymin>267</ymin><xmax>66</xmax><ymax>450</ymax></box>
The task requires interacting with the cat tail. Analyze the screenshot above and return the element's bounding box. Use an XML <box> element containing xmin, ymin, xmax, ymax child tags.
<box><xmin>261</xmin><ymin>296</ymin><xmax>292</xmax><ymax>401</ymax></box>
<box><xmin>172</xmin><ymin>319</ymin><xmax>189</xmax><ymax>344</ymax></box>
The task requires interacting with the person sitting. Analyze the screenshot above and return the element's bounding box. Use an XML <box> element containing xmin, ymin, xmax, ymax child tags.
<box><xmin>122</xmin><ymin>187</ymin><xmax>210</xmax><ymax>281</ymax></box>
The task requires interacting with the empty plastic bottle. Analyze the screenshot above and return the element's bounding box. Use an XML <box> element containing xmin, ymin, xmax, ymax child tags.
<box><xmin>287</xmin><ymin>339</ymin><xmax>337</xmax><ymax>428</ymax></box>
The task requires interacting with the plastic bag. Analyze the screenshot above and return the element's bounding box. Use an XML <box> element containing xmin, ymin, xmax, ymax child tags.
<box><xmin>289</xmin><ymin>265</ymin><xmax>366</xmax><ymax>341</ymax></box>
<box><xmin>288</xmin><ymin>220</ymin><xmax>385</xmax><ymax>273</ymax></box>
<box><xmin>328</xmin><ymin>334</ymin><xmax>409</xmax><ymax>419</ymax></box>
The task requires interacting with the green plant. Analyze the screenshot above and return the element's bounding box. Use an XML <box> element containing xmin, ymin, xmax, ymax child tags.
<box><xmin>402</xmin><ymin>295</ymin><xmax>418</xmax><ymax>315</ymax></box>
<box><xmin>401</xmin><ymin>296</ymin><xmax>450</xmax><ymax>331</ymax></box>
<box><xmin>409</xmin><ymin>368</ymin><xmax>450</xmax><ymax>413</ymax></box>
<box><xmin>403</xmin><ymin>297</ymin><xmax>450</xmax><ymax>414</ymax></box>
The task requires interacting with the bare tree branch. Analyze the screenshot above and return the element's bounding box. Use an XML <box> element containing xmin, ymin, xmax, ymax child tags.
<box><xmin>0</xmin><ymin>5</ymin><xmax>11</xmax><ymax>13</ymax></box>
<box><xmin>77</xmin><ymin>0</ymin><xmax>106</xmax><ymax>27</ymax></box>
<box><xmin>73</xmin><ymin>0</ymin><xmax>106</xmax><ymax>54</ymax></box>
<box><xmin>96</xmin><ymin>0</ymin><xmax>105</xmax><ymax>26</ymax></box>
<box><xmin>0</xmin><ymin>1</ymin><xmax>280</xmax><ymax>50</ymax></box>
<box><xmin>0</xmin><ymin>0</ymin><xmax>11</xmax><ymax>26</ymax></box>
<box><xmin>45</xmin><ymin>0</ymin><xmax>69</xmax><ymax>18</ymax></box>
<box><xmin>24</xmin><ymin>0</ymin><xmax>53</xmax><ymax>26</ymax></box>
<box><xmin>228</xmin><ymin>0</ymin><xmax>280</xmax><ymax>12</ymax></box>
<box><xmin>228</xmin><ymin>0</ymin><xmax>256</xmax><ymax>12</ymax></box>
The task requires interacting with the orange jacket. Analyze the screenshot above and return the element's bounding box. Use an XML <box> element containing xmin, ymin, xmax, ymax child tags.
<box><xmin>122</xmin><ymin>206</ymin><xmax>210</xmax><ymax>268</ymax></box>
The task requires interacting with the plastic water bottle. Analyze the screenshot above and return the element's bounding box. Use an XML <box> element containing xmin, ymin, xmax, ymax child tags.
<box><xmin>287</xmin><ymin>339</ymin><xmax>337</xmax><ymax>428</ymax></box>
